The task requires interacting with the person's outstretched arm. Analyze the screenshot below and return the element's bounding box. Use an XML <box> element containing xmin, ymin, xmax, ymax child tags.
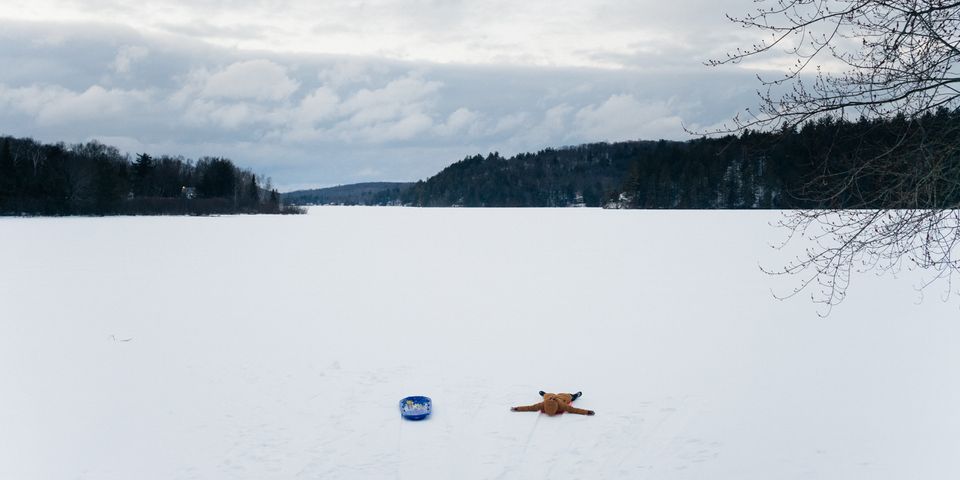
<box><xmin>511</xmin><ymin>402</ymin><xmax>543</xmax><ymax>412</ymax></box>
<box><xmin>561</xmin><ymin>403</ymin><xmax>595</xmax><ymax>415</ymax></box>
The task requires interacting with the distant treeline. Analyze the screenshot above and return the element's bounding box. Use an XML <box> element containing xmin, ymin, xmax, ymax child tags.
<box><xmin>399</xmin><ymin>144</ymin><xmax>639</xmax><ymax>207</ymax></box>
<box><xmin>300</xmin><ymin>109</ymin><xmax>956</xmax><ymax>209</ymax></box>
<box><xmin>611</xmin><ymin>110</ymin><xmax>960</xmax><ymax>209</ymax></box>
<box><xmin>282</xmin><ymin>182</ymin><xmax>413</xmax><ymax>206</ymax></box>
<box><xmin>0</xmin><ymin>136</ymin><xmax>303</xmax><ymax>216</ymax></box>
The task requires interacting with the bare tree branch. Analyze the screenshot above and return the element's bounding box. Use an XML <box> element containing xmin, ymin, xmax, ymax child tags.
<box><xmin>711</xmin><ymin>1</ymin><xmax>960</xmax><ymax>311</ymax></box>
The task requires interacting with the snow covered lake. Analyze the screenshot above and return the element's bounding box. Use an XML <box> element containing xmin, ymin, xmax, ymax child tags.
<box><xmin>2</xmin><ymin>207</ymin><xmax>959</xmax><ymax>479</ymax></box>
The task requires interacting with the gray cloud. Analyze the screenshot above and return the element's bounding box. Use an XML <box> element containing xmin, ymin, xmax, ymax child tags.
<box><xmin>3</xmin><ymin>0</ymin><xmax>763</xmax><ymax>67</ymax></box>
<box><xmin>0</xmin><ymin>16</ymin><xmax>761</xmax><ymax>190</ymax></box>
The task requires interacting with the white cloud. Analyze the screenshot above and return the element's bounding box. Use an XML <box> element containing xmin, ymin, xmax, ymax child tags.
<box><xmin>339</xmin><ymin>75</ymin><xmax>441</xmax><ymax>125</ymax></box>
<box><xmin>488</xmin><ymin>112</ymin><xmax>529</xmax><ymax>135</ymax></box>
<box><xmin>318</xmin><ymin>62</ymin><xmax>380</xmax><ymax>89</ymax></box>
<box><xmin>194</xmin><ymin>101</ymin><xmax>256</xmax><ymax>130</ymax></box>
<box><xmin>111</xmin><ymin>45</ymin><xmax>149</xmax><ymax>74</ymax></box>
<box><xmin>200</xmin><ymin>60</ymin><xmax>300</xmax><ymax>101</ymax></box>
<box><xmin>435</xmin><ymin>107</ymin><xmax>480</xmax><ymax>136</ymax></box>
<box><xmin>377</xmin><ymin>112</ymin><xmax>434</xmax><ymax>141</ymax></box>
<box><xmin>517</xmin><ymin>104</ymin><xmax>572</xmax><ymax>146</ymax></box>
<box><xmin>0</xmin><ymin>84</ymin><xmax>152</xmax><ymax>126</ymax></box>
<box><xmin>574</xmin><ymin>94</ymin><xmax>682</xmax><ymax>141</ymax></box>
<box><xmin>0</xmin><ymin>84</ymin><xmax>64</xmax><ymax>116</ymax></box>
<box><xmin>293</xmin><ymin>87</ymin><xmax>340</xmax><ymax>126</ymax></box>
<box><xmin>272</xmin><ymin>73</ymin><xmax>445</xmax><ymax>144</ymax></box>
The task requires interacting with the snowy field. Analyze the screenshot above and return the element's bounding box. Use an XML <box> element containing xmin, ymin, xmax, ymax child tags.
<box><xmin>2</xmin><ymin>207</ymin><xmax>959</xmax><ymax>480</ymax></box>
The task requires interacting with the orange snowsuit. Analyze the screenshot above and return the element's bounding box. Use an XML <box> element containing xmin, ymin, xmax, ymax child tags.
<box><xmin>511</xmin><ymin>392</ymin><xmax>594</xmax><ymax>416</ymax></box>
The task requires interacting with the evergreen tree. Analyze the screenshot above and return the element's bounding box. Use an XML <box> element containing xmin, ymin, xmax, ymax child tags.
<box><xmin>0</xmin><ymin>139</ymin><xmax>14</xmax><ymax>211</ymax></box>
<box><xmin>249</xmin><ymin>174</ymin><xmax>260</xmax><ymax>207</ymax></box>
<box><xmin>132</xmin><ymin>153</ymin><xmax>155</xmax><ymax>197</ymax></box>
<box><xmin>269</xmin><ymin>189</ymin><xmax>280</xmax><ymax>212</ymax></box>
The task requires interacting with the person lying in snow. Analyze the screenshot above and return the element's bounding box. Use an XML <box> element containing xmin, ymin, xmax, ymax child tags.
<box><xmin>511</xmin><ymin>391</ymin><xmax>595</xmax><ymax>416</ymax></box>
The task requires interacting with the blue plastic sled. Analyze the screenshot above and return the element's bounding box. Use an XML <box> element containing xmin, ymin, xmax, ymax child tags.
<box><xmin>399</xmin><ymin>396</ymin><xmax>432</xmax><ymax>420</ymax></box>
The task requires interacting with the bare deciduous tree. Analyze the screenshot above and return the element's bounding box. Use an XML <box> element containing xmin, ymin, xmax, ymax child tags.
<box><xmin>711</xmin><ymin>1</ymin><xmax>960</xmax><ymax>312</ymax></box>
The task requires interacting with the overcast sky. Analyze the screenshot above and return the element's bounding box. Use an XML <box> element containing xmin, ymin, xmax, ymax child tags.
<box><xmin>0</xmin><ymin>0</ymin><xmax>771</xmax><ymax>190</ymax></box>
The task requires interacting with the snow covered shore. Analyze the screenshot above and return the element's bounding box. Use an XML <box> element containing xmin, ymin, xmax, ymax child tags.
<box><xmin>2</xmin><ymin>207</ymin><xmax>958</xmax><ymax>479</ymax></box>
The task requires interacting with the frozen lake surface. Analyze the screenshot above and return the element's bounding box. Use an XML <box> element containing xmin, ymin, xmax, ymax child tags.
<box><xmin>2</xmin><ymin>207</ymin><xmax>959</xmax><ymax>479</ymax></box>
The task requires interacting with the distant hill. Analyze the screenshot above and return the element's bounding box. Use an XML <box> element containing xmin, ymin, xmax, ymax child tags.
<box><xmin>283</xmin><ymin>182</ymin><xmax>413</xmax><ymax>206</ymax></box>
<box><xmin>286</xmin><ymin>111</ymin><xmax>960</xmax><ymax>209</ymax></box>
<box><xmin>396</xmin><ymin>138</ymin><xmax>794</xmax><ymax>208</ymax></box>
<box><xmin>283</xmin><ymin>140</ymin><xmax>801</xmax><ymax>208</ymax></box>
<box><xmin>401</xmin><ymin>142</ymin><xmax>654</xmax><ymax>207</ymax></box>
